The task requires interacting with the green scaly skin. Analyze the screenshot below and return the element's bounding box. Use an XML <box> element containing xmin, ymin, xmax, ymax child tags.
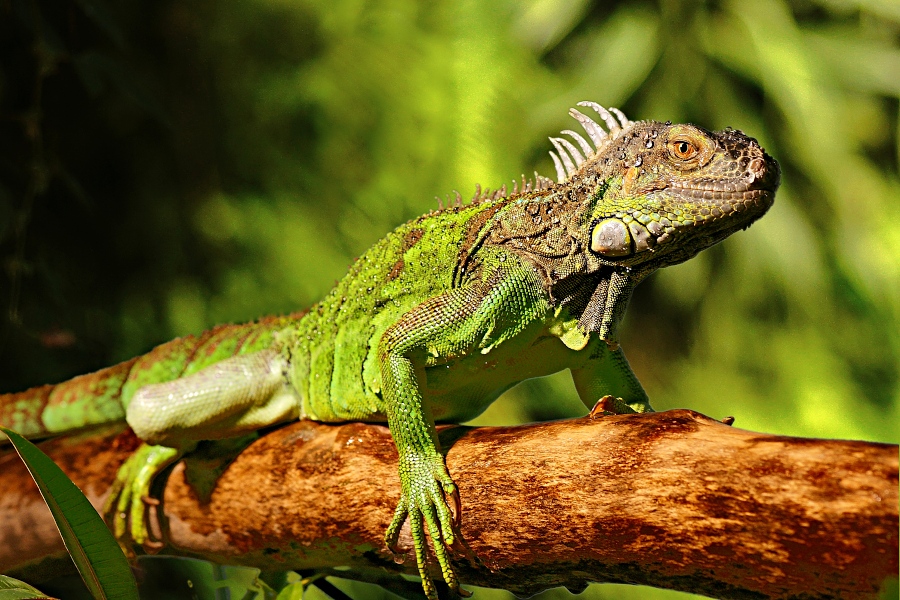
<box><xmin>0</xmin><ymin>102</ymin><xmax>780</xmax><ymax>598</ymax></box>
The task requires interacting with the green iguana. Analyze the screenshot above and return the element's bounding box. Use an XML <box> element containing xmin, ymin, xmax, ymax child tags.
<box><xmin>0</xmin><ymin>102</ymin><xmax>780</xmax><ymax>598</ymax></box>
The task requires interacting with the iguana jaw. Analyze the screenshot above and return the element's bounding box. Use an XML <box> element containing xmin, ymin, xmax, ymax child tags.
<box><xmin>656</xmin><ymin>177</ymin><xmax>777</xmax><ymax>237</ymax></box>
<box><xmin>648</xmin><ymin>144</ymin><xmax>779</xmax><ymax>264</ymax></box>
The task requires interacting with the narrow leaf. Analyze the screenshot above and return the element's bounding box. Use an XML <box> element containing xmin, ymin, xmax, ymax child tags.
<box><xmin>0</xmin><ymin>574</ymin><xmax>56</xmax><ymax>600</ymax></box>
<box><xmin>0</xmin><ymin>427</ymin><xmax>138</xmax><ymax>600</ymax></box>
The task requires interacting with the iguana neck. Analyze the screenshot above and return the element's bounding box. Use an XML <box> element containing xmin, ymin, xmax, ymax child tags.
<box><xmin>454</xmin><ymin>186</ymin><xmax>648</xmax><ymax>345</ymax></box>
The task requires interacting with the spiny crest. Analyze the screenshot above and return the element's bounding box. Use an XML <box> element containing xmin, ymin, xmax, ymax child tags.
<box><xmin>549</xmin><ymin>101</ymin><xmax>633</xmax><ymax>183</ymax></box>
<box><xmin>436</xmin><ymin>172</ymin><xmax>555</xmax><ymax>210</ymax></box>
<box><xmin>435</xmin><ymin>101</ymin><xmax>631</xmax><ymax>211</ymax></box>
<box><xmin>469</xmin><ymin>173</ymin><xmax>556</xmax><ymax>204</ymax></box>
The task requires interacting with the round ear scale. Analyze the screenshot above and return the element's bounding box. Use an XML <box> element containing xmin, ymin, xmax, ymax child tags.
<box><xmin>591</xmin><ymin>219</ymin><xmax>633</xmax><ymax>257</ymax></box>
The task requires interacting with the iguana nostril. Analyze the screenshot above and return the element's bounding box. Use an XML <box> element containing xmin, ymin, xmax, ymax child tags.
<box><xmin>749</xmin><ymin>158</ymin><xmax>765</xmax><ymax>178</ymax></box>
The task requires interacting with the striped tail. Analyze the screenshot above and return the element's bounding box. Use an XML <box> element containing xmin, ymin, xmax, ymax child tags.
<box><xmin>0</xmin><ymin>312</ymin><xmax>305</xmax><ymax>440</ymax></box>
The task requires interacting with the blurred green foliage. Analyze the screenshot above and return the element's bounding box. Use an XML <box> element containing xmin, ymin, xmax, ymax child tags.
<box><xmin>0</xmin><ymin>0</ymin><xmax>897</xmax><ymax>598</ymax></box>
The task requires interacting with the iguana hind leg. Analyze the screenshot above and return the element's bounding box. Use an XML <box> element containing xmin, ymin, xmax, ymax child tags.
<box><xmin>107</xmin><ymin>349</ymin><xmax>300</xmax><ymax>550</ymax></box>
<box><xmin>105</xmin><ymin>442</ymin><xmax>185</xmax><ymax>549</ymax></box>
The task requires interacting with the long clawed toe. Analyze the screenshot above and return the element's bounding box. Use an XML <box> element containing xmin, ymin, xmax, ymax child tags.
<box><xmin>140</xmin><ymin>495</ymin><xmax>165</xmax><ymax>551</ymax></box>
<box><xmin>386</xmin><ymin>477</ymin><xmax>470</xmax><ymax>599</ymax></box>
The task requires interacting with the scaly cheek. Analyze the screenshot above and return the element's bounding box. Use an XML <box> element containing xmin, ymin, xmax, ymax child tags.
<box><xmin>622</xmin><ymin>166</ymin><xmax>640</xmax><ymax>195</ymax></box>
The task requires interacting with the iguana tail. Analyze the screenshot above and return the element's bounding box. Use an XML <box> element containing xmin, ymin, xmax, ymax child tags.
<box><xmin>0</xmin><ymin>357</ymin><xmax>138</xmax><ymax>439</ymax></box>
<box><xmin>0</xmin><ymin>312</ymin><xmax>304</xmax><ymax>440</ymax></box>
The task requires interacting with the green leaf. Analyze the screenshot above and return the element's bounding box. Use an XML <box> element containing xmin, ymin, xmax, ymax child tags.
<box><xmin>133</xmin><ymin>556</ymin><xmax>277</xmax><ymax>599</ymax></box>
<box><xmin>274</xmin><ymin>582</ymin><xmax>304</xmax><ymax>600</ymax></box>
<box><xmin>0</xmin><ymin>428</ymin><xmax>138</xmax><ymax>600</ymax></box>
<box><xmin>0</xmin><ymin>574</ymin><xmax>56</xmax><ymax>600</ymax></box>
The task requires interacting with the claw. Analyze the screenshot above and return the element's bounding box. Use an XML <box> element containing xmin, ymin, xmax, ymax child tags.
<box><xmin>449</xmin><ymin>486</ymin><xmax>461</xmax><ymax>530</ymax></box>
<box><xmin>390</xmin><ymin>551</ymin><xmax>407</xmax><ymax>565</ymax></box>
<box><xmin>385</xmin><ymin>496</ymin><xmax>410</xmax><ymax>557</ymax></box>
<box><xmin>589</xmin><ymin>395</ymin><xmax>637</xmax><ymax>418</ymax></box>
<box><xmin>387</xmin><ymin>526</ymin><xmax>408</xmax><ymax>557</ymax></box>
<box><xmin>117</xmin><ymin>541</ymin><xmax>137</xmax><ymax>560</ymax></box>
<box><xmin>721</xmin><ymin>416</ymin><xmax>736</xmax><ymax>426</ymax></box>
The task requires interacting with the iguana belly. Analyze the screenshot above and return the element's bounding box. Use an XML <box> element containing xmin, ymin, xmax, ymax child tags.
<box><xmin>292</xmin><ymin>312</ymin><xmax>594</xmax><ymax>425</ymax></box>
<box><xmin>423</xmin><ymin>329</ymin><xmax>591</xmax><ymax>422</ymax></box>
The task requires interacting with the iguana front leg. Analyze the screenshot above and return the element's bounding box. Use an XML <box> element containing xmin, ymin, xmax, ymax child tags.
<box><xmin>571</xmin><ymin>343</ymin><xmax>654</xmax><ymax>415</ymax></box>
<box><xmin>380</xmin><ymin>264</ymin><xmax>548</xmax><ymax>599</ymax></box>
<box><xmin>106</xmin><ymin>349</ymin><xmax>299</xmax><ymax>548</ymax></box>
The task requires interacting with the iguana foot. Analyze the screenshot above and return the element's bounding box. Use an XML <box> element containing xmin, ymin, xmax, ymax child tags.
<box><xmin>384</xmin><ymin>452</ymin><xmax>469</xmax><ymax>599</ymax></box>
<box><xmin>104</xmin><ymin>442</ymin><xmax>184</xmax><ymax>551</ymax></box>
<box><xmin>589</xmin><ymin>395</ymin><xmax>639</xmax><ymax>418</ymax></box>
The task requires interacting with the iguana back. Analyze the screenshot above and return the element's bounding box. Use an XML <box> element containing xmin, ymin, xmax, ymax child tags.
<box><xmin>0</xmin><ymin>195</ymin><xmax>526</xmax><ymax>436</ymax></box>
<box><xmin>0</xmin><ymin>194</ymin><xmax>537</xmax><ymax>436</ymax></box>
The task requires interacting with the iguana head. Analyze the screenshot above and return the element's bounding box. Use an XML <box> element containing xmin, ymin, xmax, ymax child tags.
<box><xmin>531</xmin><ymin>102</ymin><xmax>780</xmax><ymax>342</ymax></box>
<box><xmin>549</xmin><ymin>102</ymin><xmax>780</xmax><ymax>274</ymax></box>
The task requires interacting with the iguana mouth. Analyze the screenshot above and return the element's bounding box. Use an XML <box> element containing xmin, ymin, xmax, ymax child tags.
<box><xmin>664</xmin><ymin>186</ymin><xmax>775</xmax><ymax>222</ymax></box>
<box><xmin>667</xmin><ymin>186</ymin><xmax>773</xmax><ymax>202</ymax></box>
<box><xmin>590</xmin><ymin>179</ymin><xmax>777</xmax><ymax>259</ymax></box>
<box><xmin>663</xmin><ymin>149</ymin><xmax>781</xmax><ymax>225</ymax></box>
<box><xmin>667</xmin><ymin>150</ymin><xmax>781</xmax><ymax>199</ymax></box>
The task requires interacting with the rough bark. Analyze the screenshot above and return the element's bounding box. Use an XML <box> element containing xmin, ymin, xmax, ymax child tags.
<box><xmin>0</xmin><ymin>410</ymin><xmax>896</xmax><ymax>599</ymax></box>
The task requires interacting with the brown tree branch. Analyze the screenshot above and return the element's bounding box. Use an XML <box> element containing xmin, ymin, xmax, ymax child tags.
<box><xmin>0</xmin><ymin>410</ymin><xmax>896</xmax><ymax>599</ymax></box>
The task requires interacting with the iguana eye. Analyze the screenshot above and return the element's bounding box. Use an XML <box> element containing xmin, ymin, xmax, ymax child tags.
<box><xmin>669</xmin><ymin>138</ymin><xmax>699</xmax><ymax>160</ymax></box>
